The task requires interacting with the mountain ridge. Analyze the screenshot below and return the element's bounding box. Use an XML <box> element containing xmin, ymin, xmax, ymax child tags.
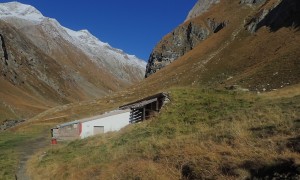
<box><xmin>0</xmin><ymin>2</ymin><xmax>146</xmax><ymax>76</ymax></box>
<box><xmin>185</xmin><ymin>0</ymin><xmax>220</xmax><ymax>21</ymax></box>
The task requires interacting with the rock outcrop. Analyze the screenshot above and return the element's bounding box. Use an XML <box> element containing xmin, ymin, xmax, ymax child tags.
<box><xmin>145</xmin><ymin>22</ymin><xmax>210</xmax><ymax>77</ymax></box>
<box><xmin>240</xmin><ymin>0</ymin><xmax>266</xmax><ymax>4</ymax></box>
<box><xmin>0</xmin><ymin>119</ymin><xmax>25</xmax><ymax>131</ymax></box>
<box><xmin>0</xmin><ymin>34</ymin><xmax>8</xmax><ymax>62</ymax></box>
<box><xmin>0</xmin><ymin>31</ymin><xmax>24</xmax><ymax>85</ymax></box>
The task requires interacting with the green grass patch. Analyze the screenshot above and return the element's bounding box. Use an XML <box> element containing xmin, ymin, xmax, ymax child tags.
<box><xmin>0</xmin><ymin>132</ymin><xmax>31</xmax><ymax>179</ymax></box>
<box><xmin>0</xmin><ymin>124</ymin><xmax>50</xmax><ymax>180</ymax></box>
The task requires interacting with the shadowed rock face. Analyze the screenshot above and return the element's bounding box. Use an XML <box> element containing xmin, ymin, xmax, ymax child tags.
<box><xmin>256</xmin><ymin>0</ymin><xmax>300</xmax><ymax>31</ymax></box>
<box><xmin>0</xmin><ymin>30</ymin><xmax>24</xmax><ymax>85</ymax></box>
<box><xmin>0</xmin><ymin>34</ymin><xmax>8</xmax><ymax>62</ymax></box>
<box><xmin>246</xmin><ymin>0</ymin><xmax>300</xmax><ymax>32</ymax></box>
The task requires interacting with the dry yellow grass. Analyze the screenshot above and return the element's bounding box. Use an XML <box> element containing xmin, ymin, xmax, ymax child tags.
<box><xmin>261</xmin><ymin>84</ymin><xmax>300</xmax><ymax>99</ymax></box>
<box><xmin>26</xmin><ymin>87</ymin><xmax>300</xmax><ymax>179</ymax></box>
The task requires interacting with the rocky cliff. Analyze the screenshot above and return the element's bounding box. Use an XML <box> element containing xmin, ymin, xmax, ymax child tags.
<box><xmin>145</xmin><ymin>22</ymin><xmax>209</xmax><ymax>77</ymax></box>
<box><xmin>145</xmin><ymin>0</ymin><xmax>226</xmax><ymax>78</ymax></box>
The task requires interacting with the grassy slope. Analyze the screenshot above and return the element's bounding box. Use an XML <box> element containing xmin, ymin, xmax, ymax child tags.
<box><xmin>0</xmin><ymin>77</ymin><xmax>55</xmax><ymax>124</ymax></box>
<box><xmin>144</xmin><ymin>0</ymin><xmax>300</xmax><ymax>91</ymax></box>
<box><xmin>27</xmin><ymin>86</ymin><xmax>300</xmax><ymax>179</ymax></box>
<box><xmin>0</xmin><ymin>132</ymin><xmax>30</xmax><ymax>179</ymax></box>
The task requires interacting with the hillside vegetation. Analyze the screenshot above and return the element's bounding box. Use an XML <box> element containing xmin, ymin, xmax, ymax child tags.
<box><xmin>28</xmin><ymin>87</ymin><xmax>300</xmax><ymax>179</ymax></box>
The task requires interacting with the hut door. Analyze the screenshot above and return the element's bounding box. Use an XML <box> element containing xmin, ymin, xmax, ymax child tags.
<box><xmin>51</xmin><ymin>128</ymin><xmax>59</xmax><ymax>138</ymax></box>
<box><xmin>93</xmin><ymin>126</ymin><xmax>104</xmax><ymax>135</ymax></box>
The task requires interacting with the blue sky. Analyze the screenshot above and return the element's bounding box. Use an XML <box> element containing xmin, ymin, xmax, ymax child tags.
<box><xmin>1</xmin><ymin>0</ymin><xmax>197</xmax><ymax>60</ymax></box>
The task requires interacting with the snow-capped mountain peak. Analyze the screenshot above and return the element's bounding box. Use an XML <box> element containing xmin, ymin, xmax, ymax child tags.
<box><xmin>0</xmin><ymin>1</ymin><xmax>44</xmax><ymax>22</ymax></box>
<box><xmin>79</xmin><ymin>29</ymin><xmax>91</xmax><ymax>34</ymax></box>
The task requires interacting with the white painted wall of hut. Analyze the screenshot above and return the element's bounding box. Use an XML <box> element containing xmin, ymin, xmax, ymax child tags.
<box><xmin>80</xmin><ymin>111</ymin><xmax>130</xmax><ymax>139</ymax></box>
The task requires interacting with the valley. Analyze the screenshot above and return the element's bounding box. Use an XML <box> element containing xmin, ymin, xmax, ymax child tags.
<box><xmin>0</xmin><ymin>0</ymin><xmax>300</xmax><ymax>179</ymax></box>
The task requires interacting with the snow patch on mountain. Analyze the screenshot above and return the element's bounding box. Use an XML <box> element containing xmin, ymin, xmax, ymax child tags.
<box><xmin>0</xmin><ymin>1</ymin><xmax>44</xmax><ymax>22</ymax></box>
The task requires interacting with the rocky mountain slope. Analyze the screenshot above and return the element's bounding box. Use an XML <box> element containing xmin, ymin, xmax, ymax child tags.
<box><xmin>0</xmin><ymin>2</ymin><xmax>146</xmax><ymax>83</ymax></box>
<box><xmin>0</xmin><ymin>2</ymin><xmax>146</xmax><ymax>122</ymax></box>
<box><xmin>145</xmin><ymin>0</ymin><xmax>300</xmax><ymax>91</ymax></box>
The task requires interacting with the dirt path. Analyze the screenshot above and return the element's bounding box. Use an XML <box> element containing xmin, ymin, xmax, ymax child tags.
<box><xmin>15</xmin><ymin>135</ymin><xmax>49</xmax><ymax>180</ymax></box>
